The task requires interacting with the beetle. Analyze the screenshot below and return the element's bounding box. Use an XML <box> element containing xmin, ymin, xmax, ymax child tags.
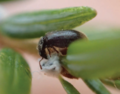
<box><xmin>38</xmin><ymin>30</ymin><xmax>87</xmax><ymax>59</ymax></box>
<box><xmin>38</xmin><ymin>30</ymin><xmax>87</xmax><ymax>78</ymax></box>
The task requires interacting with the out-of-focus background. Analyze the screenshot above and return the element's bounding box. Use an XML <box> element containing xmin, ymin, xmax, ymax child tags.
<box><xmin>0</xmin><ymin>0</ymin><xmax>120</xmax><ymax>94</ymax></box>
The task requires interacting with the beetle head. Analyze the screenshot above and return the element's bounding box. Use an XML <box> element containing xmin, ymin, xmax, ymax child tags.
<box><xmin>38</xmin><ymin>37</ymin><xmax>47</xmax><ymax>59</ymax></box>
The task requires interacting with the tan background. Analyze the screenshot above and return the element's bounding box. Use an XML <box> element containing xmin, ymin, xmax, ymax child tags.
<box><xmin>1</xmin><ymin>0</ymin><xmax>120</xmax><ymax>94</ymax></box>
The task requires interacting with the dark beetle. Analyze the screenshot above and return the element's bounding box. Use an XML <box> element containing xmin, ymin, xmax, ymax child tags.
<box><xmin>38</xmin><ymin>30</ymin><xmax>87</xmax><ymax>59</ymax></box>
<box><xmin>38</xmin><ymin>30</ymin><xmax>87</xmax><ymax>79</ymax></box>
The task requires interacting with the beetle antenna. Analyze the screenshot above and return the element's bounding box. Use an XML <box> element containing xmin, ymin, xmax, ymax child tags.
<box><xmin>39</xmin><ymin>57</ymin><xmax>43</xmax><ymax>69</ymax></box>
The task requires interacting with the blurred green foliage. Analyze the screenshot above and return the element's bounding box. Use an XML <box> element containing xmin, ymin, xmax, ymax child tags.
<box><xmin>62</xmin><ymin>33</ymin><xmax>120</xmax><ymax>79</ymax></box>
<box><xmin>59</xmin><ymin>76</ymin><xmax>80</xmax><ymax>94</ymax></box>
<box><xmin>0</xmin><ymin>48</ymin><xmax>32</xmax><ymax>94</ymax></box>
<box><xmin>102</xmin><ymin>78</ymin><xmax>120</xmax><ymax>90</ymax></box>
<box><xmin>0</xmin><ymin>0</ymin><xmax>10</xmax><ymax>1</ymax></box>
<box><xmin>0</xmin><ymin>6</ymin><xmax>96</xmax><ymax>38</ymax></box>
<box><xmin>83</xmin><ymin>79</ymin><xmax>110</xmax><ymax>94</ymax></box>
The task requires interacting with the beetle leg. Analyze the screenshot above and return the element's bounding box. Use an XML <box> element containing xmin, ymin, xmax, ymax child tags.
<box><xmin>47</xmin><ymin>48</ymin><xmax>51</xmax><ymax>57</ymax></box>
<box><xmin>39</xmin><ymin>57</ymin><xmax>43</xmax><ymax>69</ymax></box>
<box><xmin>52</xmin><ymin>46</ymin><xmax>59</xmax><ymax>54</ymax></box>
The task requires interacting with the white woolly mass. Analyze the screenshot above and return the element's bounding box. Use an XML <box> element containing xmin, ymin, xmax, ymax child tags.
<box><xmin>40</xmin><ymin>55</ymin><xmax>62</xmax><ymax>77</ymax></box>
